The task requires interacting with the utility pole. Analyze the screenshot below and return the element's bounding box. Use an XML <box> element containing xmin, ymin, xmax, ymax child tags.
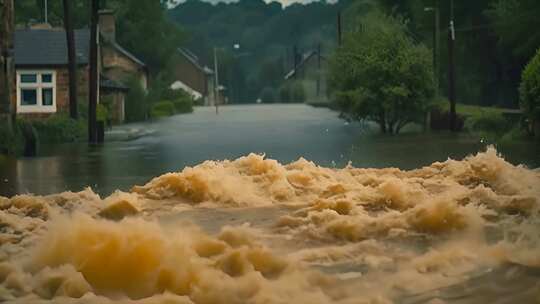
<box><xmin>88</xmin><ymin>0</ymin><xmax>99</xmax><ymax>143</ymax></box>
<box><xmin>44</xmin><ymin>0</ymin><xmax>48</xmax><ymax>23</ymax></box>
<box><xmin>213</xmin><ymin>47</ymin><xmax>219</xmax><ymax>114</ymax></box>
<box><xmin>434</xmin><ymin>2</ymin><xmax>440</xmax><ymax>97</ymax></box>
<box><xmin>0</xmin><ymin>0</ymin><xmax>15</xmax><ymax>133</ymax></box>
<box><xmin>337</xmin><ymin>11</ymin><xmax>342</xmax><ymax>46</ymax></box>
<box><xmin>63</xmin><ymin>0</ymin><xmax>78</xmax><ymax>119</ymax></box>
<box><xmin>448</xmin><ymin>0</ymin><xmax>457</xmax><ymax>131</ymax></box>
<box><xmin>317</xmin><ymin>43</ymin><xmax>321</xmax><ymax>97</ymax></box>
<box><xmin>425</xmin><ymin>2</ymin><xmax>440</xmax><ymax>97</ymax></box>
<box><xmin>293</xmin><ymin>45</ymin><xmax>298</xmax><ymax>79</ymax></box>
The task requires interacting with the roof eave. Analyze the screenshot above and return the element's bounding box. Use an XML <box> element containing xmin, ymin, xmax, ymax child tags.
<box><xmin>15</xmin><ymin>63</ymin><xmax>89</xmax><ymax>68</ymax></box>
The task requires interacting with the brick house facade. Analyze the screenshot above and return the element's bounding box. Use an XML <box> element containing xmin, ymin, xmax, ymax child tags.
<box><xmin>12</xmin><ymin>11</ymin><xmax>147</xmax><ymax>123</ymax></box>
<box><xmin>171</xmin><ymin>48</ymin><xmax>216</xmax><ymax>106</ymax></box>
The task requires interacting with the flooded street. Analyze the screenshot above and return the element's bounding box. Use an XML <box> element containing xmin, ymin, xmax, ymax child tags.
<box><xmin>1</xmin><ymin>104</ymin><xmax>540</xmax><ymax>303</ymax></box>
<box><xmin>1</xmin><ymin>104</ymin><xmax>538</xmax><ymax>197</ymax></box>
<box><xmin>3</xmin><ymin>0</ymin><xmax>540</xmax><ymax>301</ymax></box>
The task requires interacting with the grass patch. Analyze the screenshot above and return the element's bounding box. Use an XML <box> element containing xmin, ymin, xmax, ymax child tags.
<box><xmin>433</xmin><ymin>100</ymin><xmax>530</xmax><ymax>143</ymax></box>
<box><xmin>434</xmin><ymin>101</ymin><xmax>507</xmax><ymax>117</ymax></box>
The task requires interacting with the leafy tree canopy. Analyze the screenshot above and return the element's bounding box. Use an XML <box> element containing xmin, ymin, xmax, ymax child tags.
<box><xmin>519</xmin><ymin>48</ymin><xmax>540</xmax><ymax>136</ymax></box>
<box><xmin>329</xmin><ymin>11</ymin><xmax>434</xmax><ymax>134</ymax></box>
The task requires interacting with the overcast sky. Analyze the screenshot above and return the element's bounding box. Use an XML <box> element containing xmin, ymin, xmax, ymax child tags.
<box><xmin>168</xmin><ymin>0</ymin><xmax>338</xmax><ymax>8</ymax></box>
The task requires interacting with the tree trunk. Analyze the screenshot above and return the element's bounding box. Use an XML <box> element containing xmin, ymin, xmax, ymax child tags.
<box><xmin>448</xmin><ymin>12</ymin><xmax>457</xmax><ymax>131</ymax></box>
<box><xmin>63</xmin><ymin>0</ymin><xmax>78</xmax><ymax>119</ymax></box>
<box><xmin>88</xmin><ymin>0</ymin><xmax>99</xmax><ymax>143</ymax></box>
<box><xmin>0</xmin><ymin>0</ymin><xmax>15</xmax><ymax>133</ymax></box>
<box><xmin>379</xmin><ymin>112</ymin><xmax>387</xmax><ymax>133</ymax></box>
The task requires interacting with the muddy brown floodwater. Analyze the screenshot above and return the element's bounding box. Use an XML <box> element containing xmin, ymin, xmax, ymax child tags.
<box><xmin>1</xmin><ymin>148</ymin><xmax>540</xmax><ymax>303</ymax></box>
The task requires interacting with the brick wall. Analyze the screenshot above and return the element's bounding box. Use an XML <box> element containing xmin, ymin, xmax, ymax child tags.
<box><xmin>55</xmin><ymin>66</ymin><xmax>90</xmax><ymax>112</ymax></box>
<box><xmin>102</xmin><ymin>45</ymin><xmax>148</xmax><ymax>90</ymax></box>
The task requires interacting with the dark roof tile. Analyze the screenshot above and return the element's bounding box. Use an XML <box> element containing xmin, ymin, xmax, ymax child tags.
<box><xmin>14</xmin><ymin>29</ymin><xmax>90</xmax><ymax>66</ymax></box>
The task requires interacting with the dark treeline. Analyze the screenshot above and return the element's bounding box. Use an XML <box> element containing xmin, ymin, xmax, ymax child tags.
<box><xmin>170</xmin><ymin>0</ymin><xmax>540</xmax><ymax>107</ymax></box>
<box><xmin>168</xmin><ymin>0</ymin><xmax>353</xmax><ymax>103</ymax></box>
<box><xmin>13</xmin><ymin>0</ymin><xmax>540</xmax><ymax>107</ymax></box>
<box><xmin>371</xmin><ymin>0</ymin><xmax>540</xmax><ymax>108</ymax></box>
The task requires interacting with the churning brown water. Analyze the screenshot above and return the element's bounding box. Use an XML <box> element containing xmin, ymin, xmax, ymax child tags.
<box><xmin>1</xmin><ymin>147</ymin><xmax>539</xmax><ymax>303</ymax></box>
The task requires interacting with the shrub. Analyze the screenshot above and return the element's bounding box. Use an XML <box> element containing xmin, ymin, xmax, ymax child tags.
<box><xmin>168</xmin><ymin>89</ymin><xmax>194</xmax><ymax>114</ymax></box>
<box><xmin>151</xmin><ymin>101</ymin><xmax>176</xmax><ymax>118</ymax></box>
<box><xmin>173</xmin><ymin>97</ymin><xmax>193</xmax><ymax>114</ymax></box>
<box><xmin>260</xmin><ymin>87</ymin><xmax>278</xmax><ymax>103</ymax></box>
<box><xmin>328</xmin><ymin>11</ymin><xmax>434</xmax><ymax>134</ymax></box>
<box><xmin>279</xmin><ymin>81</ymin><xmax>306</xmax><ymax>103</ymax></box>
<box><xmin>464</xmin><ymin>110</ymin><xmax>508</xmax><ymax>139</ymax></box>
<box><xmin>279</xmin><ymin>85</ymin><xmax>289</xmax><ymax>102</ymax></box>
<box><xmin>32</xmin><ymin>115</ymin><xmax>86</xmax><ymax>143</ymax></box>
<box><xmin>500</xmin><ymin>125</ymin><xmax>529</xmax><ymax>143</ymax></box>
<box><xmin>96</xmin><ymin>103</ymin><xmax>110</xmax><ymax>122</ymax></box>
<box><xmin>147</xmin><ymin>83</ymin><xmax>193</xmax><ymax>115</ymax></box>
<box><xmin>519</xmin><ymin>47</ymin><xmax>540</xmax><ymax>136</ymax></box>
<box><xmin>290</xmin><ymin>81</ymin><xmax>306</xmax><ymax>103</ymax></box>
<box><xmin>0</xmin><ymin>120</ymin><xmax>24</xmax><ymax>155</ymax></box>
<box><xmin>77</xmin><ymin>97</ymin><xmax>89</xmax><ymax>119</ymax></box>
<box><xmin>125</xmin><ymin>77</ymin><xmax>149</xmax><ymax>122</ymax></box>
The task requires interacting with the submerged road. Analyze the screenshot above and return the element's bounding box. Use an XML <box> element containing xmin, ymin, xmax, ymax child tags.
<box><xmin>0</xmin><ymin>104</ymin><xmax>538</xmax><ymax>196</ymax></box>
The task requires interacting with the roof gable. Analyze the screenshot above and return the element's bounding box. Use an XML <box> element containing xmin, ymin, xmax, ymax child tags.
<box><xmin>178</xmin><ymin>48</ymin><xmax>214</xmax><ymax>75</ymax></box>
<box><xmin>109</xmin><ymin>41</ymin><xmax>146</xmax><ymax>68</ymax></box>
<box><xmin>285</xmin><ymin>50</ymin><xmax>326</xmax><ymax>80</ymax></box>
<box><xmin>14</xmin><ymin>28</ymin><xmax>146</xmax><ymax>69</ymax></box>
<box><xmin>14</xmin><ymin>29</ymin><xmax>90</xmax><ymax>66</ymax></box>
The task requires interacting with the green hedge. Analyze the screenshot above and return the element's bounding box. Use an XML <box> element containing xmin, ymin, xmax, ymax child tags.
<box><xmin>31</xmin><ymin>115</ymin><xmax>86</xmax><ymax>143</ymax></box>
<box><xmin>279</xmin><ymin>81</ymin><xmax>306</xmax><ymax>103</ymax></box>
<box><xmin>464</xmin><ymin>110</ymin><xmax>508</xmax><ymax>138</ymax></box>
<box><xmin>1</xmin><ymin>114</ymin><xmax>89</xmax><ymax>156</ymax></box>
<box><xmin>173</xmin><ymin>97</ymin><xmax>194</xmax><ymax>114</ymax></box>
<box><xmin>0</xmin><ymin>120</ymin><xmax>24</xmax><ymax>155</ymax></box>
<box><xmin>151</xmin><ymin>95</ymin><xmax>193</xmax><ymax>119</ymax></box>
<box><xmin>151</xmin><ymin>101</ymin><xmax>176</xmax><ymax>118</ymax></box>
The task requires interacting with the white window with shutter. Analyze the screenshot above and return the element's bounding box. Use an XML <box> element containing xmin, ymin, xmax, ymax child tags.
<box><xmin>16</xmin><ymin>70</ymin><xmax>57</xmax><ymax>113</ymax></box>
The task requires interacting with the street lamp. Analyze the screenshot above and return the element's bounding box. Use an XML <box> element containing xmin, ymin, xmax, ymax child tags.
<box><xmin>213</xmin><ymin>47</ymin><xmax>220</xmax><ymax>114</ymax></box>
<box><xmin>213</xmin><ymin>43</ymin><xmax>241</xmax><ymax>114</ymax></box>
<box><xmin>44</xmin><ymin>0</ymin><xmax>48</xmax><ymax>23</ymax></box>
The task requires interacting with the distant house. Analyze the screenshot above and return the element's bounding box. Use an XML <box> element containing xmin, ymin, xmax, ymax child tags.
<box><xmin>170</xmin><ymin>48</ymin><xmax>216</xmax><ymax>106</ymax></box>
<box><xmin>12</xmin><ymin>10</ymin><xmax>147</xmax><ymax>123</ymax></box>
<box><xmin>284</xmin><ymin>48</ymin><xmax>327</xmax><ymax>102</ymax></box>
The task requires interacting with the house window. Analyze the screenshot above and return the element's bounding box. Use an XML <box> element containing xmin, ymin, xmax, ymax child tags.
<box><xmin>17</xmin><ymin>70</ymin><xmax>56</xmax><ymax>113</ymax></box>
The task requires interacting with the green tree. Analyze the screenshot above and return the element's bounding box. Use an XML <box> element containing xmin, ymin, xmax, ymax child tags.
<box><xmin>329</xmin><ymin>11</ymin><xmax>434</xmax><ymax>134</ymax></box>
<box><xmin>108</xmin><ymin>0</ymin><xmax>185</xmax><ymax>76</ymax></box>
<box><xmin>487</xmin><ymin>0</ymin><xmax>540</xmax><ymax>59</ymax></box>
<box><xmin>125</xmin><ymin>77</ymin><xmax>148</xmax><ymax>122</ymax></box>
<box><xmin>519</xmin><ymin>48</ymin><xmax>540</xmax><ymax>136</ymax></box>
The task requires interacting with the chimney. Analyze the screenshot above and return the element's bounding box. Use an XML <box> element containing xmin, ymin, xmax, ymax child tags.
<box><xmin>98</xmin><ymin>9</ymin><xmax>116</xmax><ymax>42</ymax></box>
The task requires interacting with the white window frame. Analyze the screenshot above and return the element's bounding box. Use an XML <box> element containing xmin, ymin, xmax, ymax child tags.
<box><xmin>16</xmin><ymin>70</ymin><xmax>57</xmax><ymax>113</ymax></box>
